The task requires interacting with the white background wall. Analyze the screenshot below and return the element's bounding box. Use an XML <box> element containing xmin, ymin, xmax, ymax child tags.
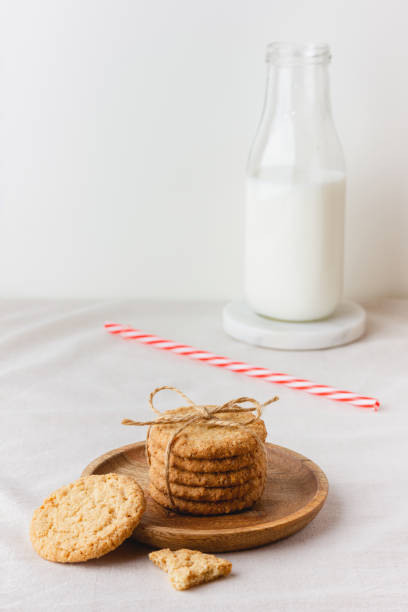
<box><xmin>0</xmin><ymin>0</ymin><xmax>407</xmax><ymax>301</ymax></box>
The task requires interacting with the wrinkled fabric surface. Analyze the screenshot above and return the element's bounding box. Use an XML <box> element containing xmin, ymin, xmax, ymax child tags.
<box><xmin>1</xmin><ymin>298</ymin><xmax>407</xmax><ymax>611</ymax></box>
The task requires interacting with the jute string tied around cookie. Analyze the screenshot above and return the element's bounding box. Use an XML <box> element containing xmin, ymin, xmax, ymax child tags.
<box><xmin>122</xmin><ymin>386</ymin><xmax>279</xmax><ymax>509</ymax></box>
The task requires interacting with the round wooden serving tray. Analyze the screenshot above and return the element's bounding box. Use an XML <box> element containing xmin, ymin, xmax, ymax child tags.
<box><xmin>82</xmin><ymin>442</ymin><xmax>328</xmax><ymax>553</ymax></box>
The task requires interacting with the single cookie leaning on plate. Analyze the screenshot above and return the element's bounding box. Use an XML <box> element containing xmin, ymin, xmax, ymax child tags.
<box><xmin>147</xmin><ymin>406</ymin><xmax>267</xmax><ymax>459</ymax></box>
<box><xmin>30</xmin><ymin>473</ymin><xmax>145</xmax><ymax>563</ymax></box>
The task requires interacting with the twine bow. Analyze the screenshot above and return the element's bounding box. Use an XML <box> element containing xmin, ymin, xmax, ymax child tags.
<box><xmin>122</xmin><ymin>386</ymin><xmax>279</xmax><ymax>509</ymax></box>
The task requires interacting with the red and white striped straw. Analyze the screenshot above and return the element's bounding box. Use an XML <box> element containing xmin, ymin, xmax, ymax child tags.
<box><xmin>104</xmin><ymin>322</ymin><xmax>379</xmax><ymax>411</ymax></box>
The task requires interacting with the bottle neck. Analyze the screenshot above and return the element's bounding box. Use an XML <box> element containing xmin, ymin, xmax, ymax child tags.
<box><xmin>265</xmin><ymin>62</ymin><xmax>332</xmax><ymax>118</ymax></box>
<box><xmin>248</xmin><ymin>43</ymin><xmax>344</xmax><ymax>177</ymax></box>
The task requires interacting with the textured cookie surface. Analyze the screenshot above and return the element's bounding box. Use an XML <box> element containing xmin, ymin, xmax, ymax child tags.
<box><xmin>149</xmin><ymin>475</ymin><xmax>265</xmax><ymax>515</ymax></box>
<box><xmin>148</xmin><ymin>444</ymin><xmax>263</xmax><ymax>472</ymax></box>
<box><xmin>150</xmin><ymin>473</ymin><xmax>262</xmax><ymax>501</ymax></box>
<box><xmin>149</xmin><ymin>548</ymin><xmax>232</xmax><ymax>590</ymax></box>
<box><xmin>30</xmin><ymin>473</ymin><xmax>145</xmax><ymax>563</ymax></box>
<box><xmin>148</xmin><ymin>407</ymin><xmax>267</xmax><ymax>458</ymax></box>
<box><xmin>149</xmin><ymin>453</ymin><xmax>266</xmax><ymax>487</ymax></box>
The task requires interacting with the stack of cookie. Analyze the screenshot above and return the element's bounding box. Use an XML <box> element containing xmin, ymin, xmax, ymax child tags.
<box><xmin>147</xmin><ymin>406</ymin><xmax>268</xmax><ymax>515</ymax></box>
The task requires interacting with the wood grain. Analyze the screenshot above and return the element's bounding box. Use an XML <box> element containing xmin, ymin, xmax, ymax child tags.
<box><xmin>82</xmin><ymin>442</ymin><xmax>328</xmax><ymax>553</ymax></box>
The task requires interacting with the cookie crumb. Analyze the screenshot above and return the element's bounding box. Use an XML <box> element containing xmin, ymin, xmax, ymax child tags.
<box><xmin>149</xmin><ymin>548</ymin><xmax>232</xmax><ymax>590</ymax></box>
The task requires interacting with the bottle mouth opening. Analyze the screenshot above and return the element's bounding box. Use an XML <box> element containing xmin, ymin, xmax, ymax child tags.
<box><xmin>266</xmin><ymin>42</ymin><xmax>331</xmax><ymax>65</ymax></box>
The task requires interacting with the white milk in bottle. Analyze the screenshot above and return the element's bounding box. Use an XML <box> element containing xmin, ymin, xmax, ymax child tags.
<box><xmin>246</xmin><ymin>170</ymin><xmax>345</xmax><ymax>321</ymax></box>
<box><xmin>245</xmin><ymin>43</ymin><xmax>346</xmax><ymax>321</ymax></box>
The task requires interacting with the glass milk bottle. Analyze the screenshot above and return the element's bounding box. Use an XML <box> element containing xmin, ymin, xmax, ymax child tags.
<box><xmin>245</xmin><ymin>43</ymin><xmax>345</xmax><ymax>321</ymax></box>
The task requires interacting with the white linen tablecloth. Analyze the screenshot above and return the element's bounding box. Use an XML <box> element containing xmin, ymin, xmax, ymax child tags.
<box><xmin>1</xmin><ymin>298</ymin><xmax>407</xmax><ymax>611</ymax></box>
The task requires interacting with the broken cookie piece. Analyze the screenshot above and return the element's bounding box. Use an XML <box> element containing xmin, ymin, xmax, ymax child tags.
<box><xmin>149</xmin><ymin>548</ymin><xmax>232</xmax><ymax>590</ymax></box>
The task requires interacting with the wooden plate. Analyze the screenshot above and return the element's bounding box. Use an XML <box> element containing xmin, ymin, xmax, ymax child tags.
<box><xmin>82</xmin><ymin>442</ymin><xmax>328</xmax><ymax>553</ymax></box>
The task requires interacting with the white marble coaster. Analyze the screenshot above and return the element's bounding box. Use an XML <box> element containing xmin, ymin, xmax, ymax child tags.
<box><xmin>222</xmin><ymin>301</ymin><xmax>366</xmax><ymax>350</ymax></box>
